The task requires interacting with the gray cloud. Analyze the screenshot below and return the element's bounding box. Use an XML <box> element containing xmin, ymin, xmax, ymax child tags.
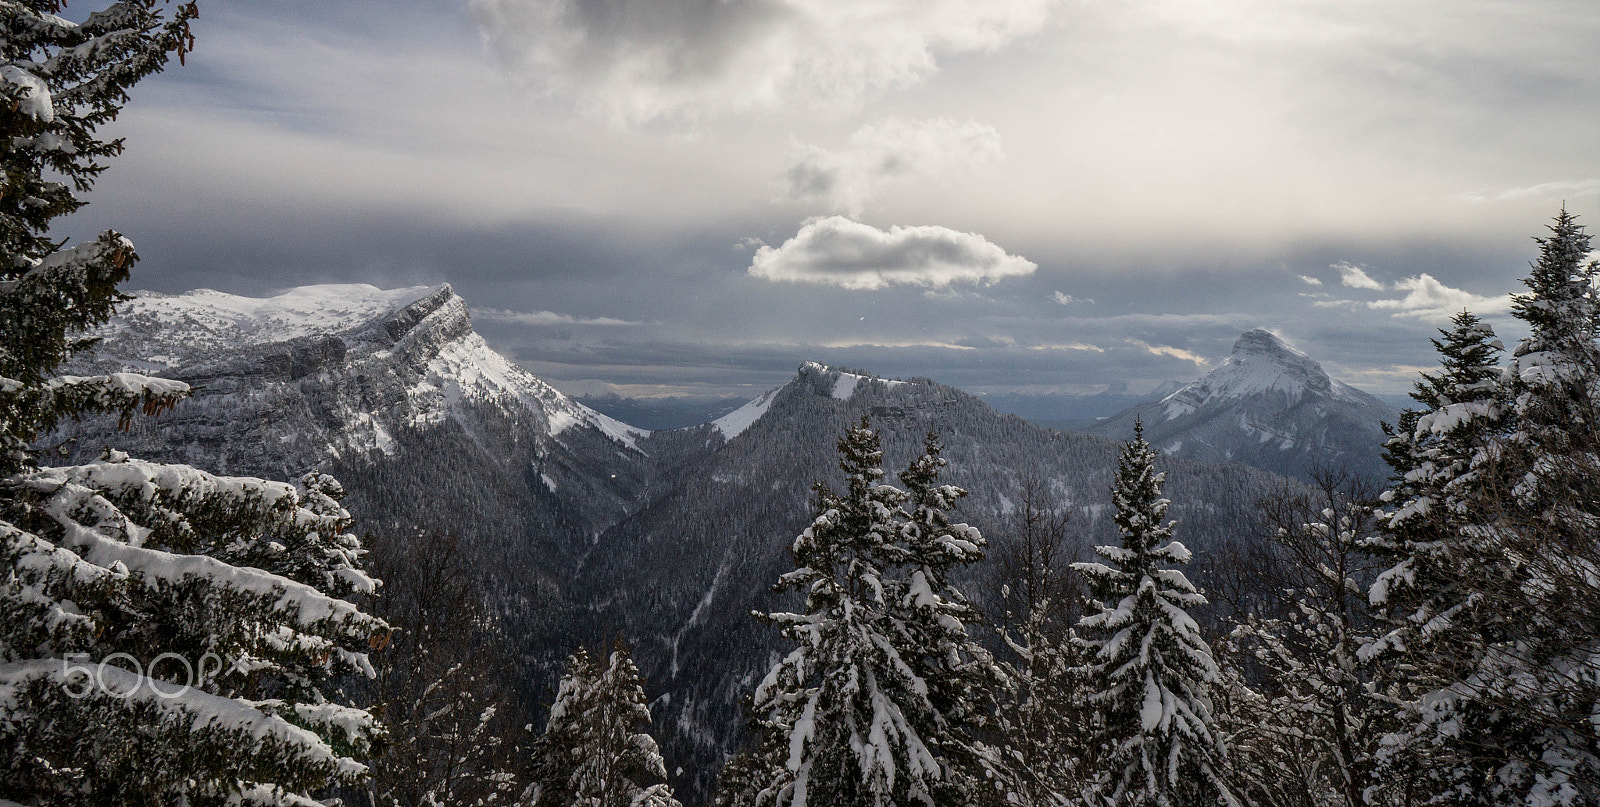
<box><xmin>781</xmin><ymin>118</ymin><xmax>1004</xmax><ymax>215</ymax></box>
<box><xmin>747</xmin><ymin>216</ymin><xmax>1037</xmax><ymax>290</ymax></box>
<box><xmin>468</xmin><ymin>0</ymin><xmax>1054</xmax><ymax>125</ymax></box>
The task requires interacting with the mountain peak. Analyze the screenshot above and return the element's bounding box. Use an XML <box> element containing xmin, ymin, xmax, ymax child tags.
<box><xmin>1160</xmin><ymin>329</ymin><xmax>1338</xmax><ymax>415</ymax></box>
<box><xmin>1091</xmin><ymin>329</ymin><xmax>1398</xmax><ymax>481</ymax></box>
<box><xmin>1231</xmin><ymin>328</ymin><xmax>1308</xmax><ymax>362</ymax></box>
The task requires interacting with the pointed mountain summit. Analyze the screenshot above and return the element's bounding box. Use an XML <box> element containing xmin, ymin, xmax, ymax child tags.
<box><xmin>1090</xmin><ymin>329</ymin><xmax>1397</xmax><ymax>481</ymax></box>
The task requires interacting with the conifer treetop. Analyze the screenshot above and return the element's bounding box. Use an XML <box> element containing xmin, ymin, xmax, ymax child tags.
<box><xmin>1072</xmin><ymin>420</ymin><xmax>1236</xmax><ymax>807</ymax></box>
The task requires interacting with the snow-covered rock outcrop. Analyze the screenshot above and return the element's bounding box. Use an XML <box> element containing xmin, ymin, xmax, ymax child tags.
<box><xmin>53</xmin><ymin>283</ymin><xmax>643</xmax><ymax>471</ymax></box>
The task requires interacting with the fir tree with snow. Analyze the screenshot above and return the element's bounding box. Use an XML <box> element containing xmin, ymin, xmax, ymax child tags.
<box><xmin>1</xmin><ymin>4</ymin><xmax>390</xmax><ymax>804</ymax></box>
<box><xmin>750</xmin><ymin>419</ymin><xmax>982</xmax><ymax>807</ymax></box>
<box><xmin>889</xmin><ymin>432</ymin><xmax>1011</xmax><ymax>803</ymax></box>
<box><xmin>1366</xmin><ymin>210</ymin><xmax>1600</xmax><ymax>805</ymax></box>
<box><xmin>1362</xmin><ymin>310</ymin><xmax>1512</xmax><ymax>803</ymax></box>
<box><xmin>1073</xmin><ymin>421</ymin><xmax>1236</xmax><ymax>807</ymax></box>
<box><xmin>527</xmin><ymin>642</ymin><xmax>680</xmax><ymax>807</ymax></box>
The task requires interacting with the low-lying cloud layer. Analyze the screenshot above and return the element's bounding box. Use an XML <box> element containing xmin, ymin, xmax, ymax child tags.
<box><xmin>474</xmin><ymin>308</ymin><xmax>643</xmax><ymax>327</ymax></box>
<box><xmin>469</xmin><ymin>0</ymin><xmax>1054</xmax><ymax>124</ymax></box>
<box><xmin>782</xmin><ymin>118</ymin><xmax>1004</xmax><ymax>215</ymax></box>
<box><xmin>747</xmin><ymin>216</ymin><xmax>1037</xmax><ymax>290</ymax></box>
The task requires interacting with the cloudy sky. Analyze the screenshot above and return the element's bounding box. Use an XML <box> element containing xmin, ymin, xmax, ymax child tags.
<box><xmin>62</xmin><ymin>0</ymin><xmax>1600</xmax><ymax>400</ymax></box>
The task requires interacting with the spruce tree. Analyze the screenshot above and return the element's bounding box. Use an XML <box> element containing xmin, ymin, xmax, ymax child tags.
<box><xmin>527</xmin><ymin>643</ymin><xmax>679</xmax><ymax>807</ymax></box>
<box><xmin>750</xmin><ymin>419</ymin><xmax>949</xmax><ymax>807</ymax></box>
<box><xmin>1</xmin><ymin>4</ymin><xmax>389</xmax><ymax>804</ymax></box>
<box><xmin>1363</xmin><ymin>311</ymin><xmax>1510</xmax><ymax>803</ymax></box>
<box><xmin>890</xmin><ymin>432</ymin><xmax>1010</xmax><ymax>804</ymax></box>
<box><xmin>1367</xmin><ymin>210</ymin><xmax>1600</xmax><ymax>804</ymax></box>
<box><xmin>1464</xmin><ymin>208</ymin><xmax>1600</xmax><ymax>803</ymax></box>
<box><xmin>1073</xmin><ymin>421</ymin><xmax>1236</xmax><ymax>807</ymax></box>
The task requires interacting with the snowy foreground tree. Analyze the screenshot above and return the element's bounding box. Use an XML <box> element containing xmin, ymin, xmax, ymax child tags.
<box><xmin>1366</xmin><ymin>209</ymin><xmax>1600</xmax><ymax>804</ymax></box>
<box><xmin>526</xmin><ymin>643</ymin><xmax>679</xmax><ymax>807</ymax></box>
<box><xmin>741</xmin><ymin>421</ymin><xmax>1006</xmax><ymax>807</ymax></box>
<box><xmin>2</xmin><ymin>3</ymin><xmax>389</xmax><ymax>804</ymax></box>
<box><xmin>1073</xmin><ymin>422</ymin><xmax>1236</xmax><ymax>807</ymax></box>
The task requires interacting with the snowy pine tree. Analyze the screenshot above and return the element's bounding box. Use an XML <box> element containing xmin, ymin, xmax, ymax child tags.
<box><xmin>1366</xmin><ymin>210</ymin><xmax>1600</xmax><ymax>805</ymax></box>
<box><xmin>751</xmin><ymin>419</ymin><xmax>990</xmax><ymax>807</ymax></box>
<box><xmin>527</xmin><ymin>643</ymin><xmax>679</xmax><ymax>807</ymax></box>
<box><xmin>890</xmin><ymin>432</ymin><xmax>1010</xmax><ymax>804</ymax></box>
<box><xmin>1456</xmin><ymin>209</ymin><xmax>1600</xmax><ymax>804</ymax></box>
<box><xmin>1</xmin><ymin>4</ymin><xmax>389</xmax><ymax>804</ymax></box>
<box><xmin>1362</xmin><ymin>310</ymin><xmax>1511</xmax><ymax>803</ymax></box>
<box><xmin>1073</xmin><ymin>421</ymin><xmax>1236</xmax><ymax>807</ymax></box>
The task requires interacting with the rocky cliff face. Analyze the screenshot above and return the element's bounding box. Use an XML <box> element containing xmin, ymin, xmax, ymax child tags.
<box><xmin>48</xmin><ymin>283</ymin><xmax>653</xmax><ymax>590</ymax></box>
<box><xmin>1090</xmin><ymin>329</ymin><xmax>1398</xmax><ymax>481</ymax></box>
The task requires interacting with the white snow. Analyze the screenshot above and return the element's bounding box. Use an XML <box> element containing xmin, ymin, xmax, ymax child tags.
<box><xmin>713</xmin><ymin>386</ymin><xmax>781</xmax><ymax>439</ymax></box>
<box><xmin>1155</xmin><ymin>329</ymin><xmax>1370</xmax><ymax>416</ymax></box>
<box><xmin>799</xmin><ymin>361</ymin><xmax>909</xmax><ymax>401</ymax></box>
<box><xmin>102</xmin><ymin>284</ymin><xmax>442</xmax><ymax>356</ymax></box>
<box><xmin>832</xmin><ymin>372</ymin><xmax>861</xmax><ymax>400</ymax></box>
<box><xmin>424</xmin><ymin>332</ymin><xmax>647</xmax><ymax>450</ymax></box>
<box><xmin>85</xmin><ymin>282</ymin><xmax>649</xmax><ymax>453</ymax></box>
<box><xmin>1</xmin><ymin>65</ymin><xmax>54</xmax><ymax>121</ymax></box>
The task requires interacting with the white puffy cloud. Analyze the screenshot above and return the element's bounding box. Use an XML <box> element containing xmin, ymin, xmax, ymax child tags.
<box><xmin>1335</xmin><ymin>262</ymin><xmax>1385</xmax><ymax>290</ymax></box>
<box><xmin>1298</xmin><ymin>274</ymin><xmax>1323</xmax><ymax>286</ymax></box>
<box><xmin>782</xmin><ymin>118</ymin><xmax>1004</xmax><ymax>215</ymax></box>
<box><xmin>469</xmin><ymin>0</ymin><xmax>1055</xmax><ymax>125</ymax></box>
<box><xmin>748</xmin><ymin>215</ymin><xmax>1037</xmax><ymax>290</ymax></box>
<box><xmin>474</xmin><ymin>308</ymin><xmax>642</xmax><ymax>326</ymax></box>
<box><xmin>1053</xmin><ymin>291</ymin><xmax>1093</xmax><ymax>305</ymax></box>
<box><xmin>1366</xmin><ymin>274</ymin><xmax>1512</xmax><ymax>323</ymax></box>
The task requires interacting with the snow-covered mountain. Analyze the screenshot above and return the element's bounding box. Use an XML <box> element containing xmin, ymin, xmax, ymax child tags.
<box><xmin>60</xmin><ymin>283</ymin><xmax>642</xmax><ymax>464</ymax></box>
<box><xmin>1090</xmin><ymin>329</ymin><xmax>1398</xmax><ymax>481</ymax></box>
<box><xmin>49</xmin><ymin>284</ymin><xmax>654</xmax><ymax>588</ymax></box>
